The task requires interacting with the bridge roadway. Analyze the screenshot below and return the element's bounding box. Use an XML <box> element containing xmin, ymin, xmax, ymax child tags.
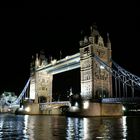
<box><xmin>36</xmin><ymin>53</ymin><xmax>80</xmax><ymax>74</ymax></box>
<box><xmin>39</xmin><ymin>98</ymin><xmax>140</xmax><ymax>107</ymax></box>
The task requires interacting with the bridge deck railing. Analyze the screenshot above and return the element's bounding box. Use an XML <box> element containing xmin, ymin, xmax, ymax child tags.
<box><xmin>102</xmin><ymin>97</ymin><xmax>140</xmax><ymax>104</ymax></box>
<box><xmin>39</xmin><ymin>101</ymin><xmax>70</xmax><ymax>111</ymax></box>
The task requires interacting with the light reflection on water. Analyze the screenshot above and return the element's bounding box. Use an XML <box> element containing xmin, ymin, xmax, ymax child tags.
<box><xmin>0</xmin><ymin>114</ymin><xmax>140</xmax><ymax>139</ymax></box>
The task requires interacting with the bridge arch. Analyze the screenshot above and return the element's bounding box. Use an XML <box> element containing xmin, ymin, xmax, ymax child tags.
<box><xmin>38</xmin><ymin>96</ymin><xmax>47</xmax><ymax>103</ymax></box>
<box><xmin>95</xmin><ymin>87</ymin><xmax>109</xmax><ymax>99</ymax></box>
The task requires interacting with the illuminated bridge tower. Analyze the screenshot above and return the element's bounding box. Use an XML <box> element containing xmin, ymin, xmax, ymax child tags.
<box><xmin>29</xmin><ymin>51</ymin><xmax>53</xmax><ymax>103</ymax></box>
<box><xmin>80</xmin><ymin>25</ymin><xmax>112</xmax><ymax>100</ymax></box>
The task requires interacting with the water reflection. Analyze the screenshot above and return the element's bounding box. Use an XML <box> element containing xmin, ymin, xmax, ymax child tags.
<box><xmin>122</xmin><ymin>116</ymin><xmax>127</xmax><ymax>138</ymax></box>
<box><xmin>83</xmin><ymin>118</ymin><xmax>89</xmax><ymax>139</ymax></box>
<box><xmin>66</xmin><ymin>117</ymin><xmax>128</xmax><ymax>140</ymax></box>
<box><xmin>0</xmin><ymin>114</ymin><xmax>140</xmax><ymax>139</ymax></box>
<box><xmin>66</xmin><ymin>117</ymin><xmax>84</xmax><ymax>139</ymax></box>
<box><xmin>23</xmin><ymin>115</ymin><xmax>29</xmax><ymax>137</ymax></box>
<box><xmin>0</xmin><ymin>114</ymin><xmax>28</xmax><ymax>139</ymax></box>
<box><xmin>26</xmin><ymin>115</ymin><xmax>67</xmax><ymax>140</ymax></box>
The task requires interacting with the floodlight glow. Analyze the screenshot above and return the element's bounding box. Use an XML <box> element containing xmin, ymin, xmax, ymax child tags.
<box><xmin>25</xmin><ymin>107</ymin><xmax>31</xmax><ymax>112</ymax></box>
<box><xmin>75</xmin><ymin>102</ymin><xmax>78</xmax><ymax>107</ymax></box>
<box><xmin>65</xmin><ymin>56</ymin><xmax>69</xmax><ymax>59</ymax></box>
<box><xmin>51</xmin><ymin>59</ymin><xmax>57</xmax><ymax>65</ymax></box>
<box><xmin>122</xmin><ymin>106</ymin><xmax>126</xmax><ymax>111</ymax></box>
<box><xmin>70</xmin><ymin>106</ymin><xmax>79</xmax><ymax>112</ymax></box>
<box><xmin>100</xmin><ymin>65</ymin><xmax>105</xmax><ymax>69</ymax></box>
<box><xmin>83</xmin><ymin>101</ymin><xmax>89</xmax><ymax>109</ymax></box>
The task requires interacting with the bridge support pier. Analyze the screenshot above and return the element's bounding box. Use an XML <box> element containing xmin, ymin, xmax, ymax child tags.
<box><xmin>68</xmin><ymin>101</ymin><xmax>123</xmax><ymax>117</ymax></box>
<box><xmin>29</xmin><ymin>71</ymin><xmax>53</xmax><ymax>104</ymax></box>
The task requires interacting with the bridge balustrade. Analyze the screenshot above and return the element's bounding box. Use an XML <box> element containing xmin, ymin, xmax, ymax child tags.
<box><xmin>39</xmin><ymin>101</ymin><xmax>70</xmax><ymax>111</ymax></box>
<box><xmin>102</xmin><ymin>97</ymin><xmax>140</xmax><ymax>104</ymax></box>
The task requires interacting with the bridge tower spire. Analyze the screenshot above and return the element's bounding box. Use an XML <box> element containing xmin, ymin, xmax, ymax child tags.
<box><xmin>106</xmin><ymin>33</ymin><xmax>111</xmax><ymax>49</ymax></box>
<box><xmin>30</xmin><ymin>55</ymin><xmax>35</xmax><ymax>76</ymax></box>
<box><xmin>79</xmin><ymin>24</ymin><xmax>112</xmax><ymax>100</ymax></box>
<box><xmin>35</xmin><ymin>53</ymin><xmax>40</xmax><ymax>68</ymax></box>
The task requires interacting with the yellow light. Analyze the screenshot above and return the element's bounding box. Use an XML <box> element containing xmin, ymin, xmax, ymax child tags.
<box><xmin>122</xmin><ymin>106</ymin><xmax>126</xmax><ymax>111</ymax></box>
<box><xmin>100</xmin><ymin>65</ymin><xmax>105</xmax><ymax>69</ymax></box>
<box><xmin>25</xmin><ymin>107</ymin><xmax>31</xmax><ymax>112</ymax></box>
<box><xmin>83</xmin><ymin>101</ymin><xmax>89</xmax><ymax>109</ymax></box>
<box><xmin>75</xmin><ymin>102</ymin><xmax>78</xmax><ymax>107</ymax></box>
<box><xmin>70</xmin><ymin>106</ymin><xmax>79</xmax><ymax>112</ymax></box>
<box><xmin>51</xmin><ymin>59</ymin><xmax>57</xmax><ymax>65</ymax></box>
<box><xmin>65</xmin><ymin>56</ymin><xmax>69</xmax><ymax>59</ymax></box>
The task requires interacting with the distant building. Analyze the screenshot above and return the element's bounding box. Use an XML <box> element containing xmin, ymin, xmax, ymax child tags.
<box><xmin>0</xmin><ymin>91</ymin><xmax>17</xmax><ymax>112</ymax></box>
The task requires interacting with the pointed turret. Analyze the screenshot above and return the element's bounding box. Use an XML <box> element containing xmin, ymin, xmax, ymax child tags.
<box><xmin>40</xmin><ymin>49</ymin><xmax>46</xmax><ymax>60</ymax></box>
<box><xmin>91</xmin><ymin>23</ymin><xmax>100</xmax><ymax>37</ymax></box>
<box><xmin>39</xmin><ymin>49</ymin><xmax>47</xmax><ymax>66</ymax></box>
<box><xmin>106</xmin><ymin>33</ymin><xmax>111</xmax><ymax>49</ymax></box>
<box><xmin>35</xmin><ymin>53</ymin><xmax>40</xmax><ymax>68</ymax></box>
<box><xmin>30</xmin><ymin>55</ymin><xmax>35</xmax><ymax>76</ymax></box>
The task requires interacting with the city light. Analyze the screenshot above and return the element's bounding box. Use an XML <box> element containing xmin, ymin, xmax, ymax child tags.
<box><xmin>51</xmin><ymin>59</ymin><xmax>57</xmax><ymax>65</ymax></box>
<box><xmin>25</xmin><ymin>107</ymin><xmax>31</xmax><ymax>112</ymax></box>
<box><xmin>70</xmin><ymin>106</ymin><xmax>79</xmax><ymax>112</ymax></box>
<box><xmin>65</xmin><ymin>56</ymin><xmax>69</xmax><ymax>59</ymax></box>
<box><xmin>75</xmin><ymin>102</ymin><xmax>79</xmax><ymax>107</ymax></box>
<box><xmin>83</xmin><ymin>100</ymin><xmax>89</xmax><ymax>109</ymax></box>
<box><xmin>122</xmin><ymin>106</ymin><xmax>126</xmax><ymax>111</ymax></box>
<box><xmin>100</xmin><ymin>65</ymin><xmax>105</xmax><ymax>69</ymax></box>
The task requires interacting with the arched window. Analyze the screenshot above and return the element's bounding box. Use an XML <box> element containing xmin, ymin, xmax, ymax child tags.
<box><xmin>38</xmin><ymin>96</ymin><xmax>47</xmax><ymax>103</ymax></box>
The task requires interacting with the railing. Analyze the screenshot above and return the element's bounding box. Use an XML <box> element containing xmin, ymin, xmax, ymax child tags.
<box><xmin>102</xmin><ymin>98</ymin><xmax>140</xmax><ymax>104</ymax></box>
<box><xmin>39</xmin><ymin>101</ymin><xmax>70</xmax><ymax>111</ymax></box>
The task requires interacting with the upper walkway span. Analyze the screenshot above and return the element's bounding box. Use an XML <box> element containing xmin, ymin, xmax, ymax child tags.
<box><xmin>36</xmin><ymin>53</ymin><xmax>80</xmax><ymax>75</ymax></box>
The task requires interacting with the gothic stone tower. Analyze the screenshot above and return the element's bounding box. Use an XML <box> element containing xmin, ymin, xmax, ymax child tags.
<box><xmin>80</xmin><ymin>25</ymin><xmax>112</xmax><ymax>100</ymax></box>
<box><xmin>29</xmin><ymin>52</ymin><xmax>52</xmax><ymax>103</ymax></box>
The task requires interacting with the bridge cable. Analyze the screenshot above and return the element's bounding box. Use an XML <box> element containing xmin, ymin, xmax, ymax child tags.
<box><xmin>9</xmin><ymin>78</ymin><xmax>31</xmax><ymax>105</ymax></box>
<box><xmin>93</xmin><ymin>54</ymin><xmax>140</xmax><ymax>91</ymax></box>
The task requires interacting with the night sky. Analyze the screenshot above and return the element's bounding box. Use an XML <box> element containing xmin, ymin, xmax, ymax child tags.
<box><xmin>0</xmin><ymin>1</ymin><xmax>139</xmax><ymax>95</ymax></box>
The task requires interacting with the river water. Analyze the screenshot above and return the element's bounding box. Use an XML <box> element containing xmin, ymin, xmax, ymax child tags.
<box><xmin>0</xmin><ymin>114</ymin><xmax>140</xmax><ymax>140</ymax></box>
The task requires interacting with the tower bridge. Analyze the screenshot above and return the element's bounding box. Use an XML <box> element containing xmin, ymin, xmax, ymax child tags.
<box><xmin>9</xmin><ymin>24</ymin><xmax>140</xmax><ymax>116</ymax></box>
<box><xmin>28</xmin><ymin>24</ymin><xmax>113</xmax><ymax>105</ymax></box>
